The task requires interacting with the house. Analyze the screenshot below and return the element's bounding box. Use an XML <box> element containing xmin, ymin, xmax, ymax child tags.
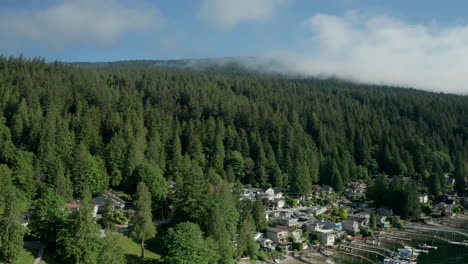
<box><xmin>276</xmin><ymin>217</ymin><xmax>299</xmax><ymax>227</ymax></box>
<box><xmin>266</xmin><ymin>227</ymin><xmax>290</xmax><ymax>245</ymax></box>
<box><xmin>445</xmin><ymin>174</ymin><xmax>455</xmax><ymax>186</ymax></box>
<box><xmin>419</xmin><ymin>194</ymin><xmax>429</xmax><ymax>204</ymax></box>
<box><xmin>65</xmin><ymin>200</ymin><xmax>99</xmax><ymax>218</ymax></box>
<box><xmin>275</xmin><ymin>199</ymin><xmax>285</xmax><ymax>209</ymax></box>
<box><xmin>257</xmin><ymin>237</ymin><xmax>275</xmax><ymax>250</ymax></box>
<box><xmin>342</xmin><ymin>220</ymin><xmax>360</xmax><ymax>233</ymax></box>
<box><xmin>311</xmin><ymin>185</ymin><xmax>327</xmax><ymax>197</ymax></box>
<box><xmin>344</xmin><ymin>182</ymin><xmax>367</xmax><ymax>198</ymax></box>
<box><xmin>377</xmin><ymin>216</ymin><xmax>391</xmax><ymax>228</ymax></box>
<box><xmin>305</xmin><ymin>220</ymin><xmax>341</xmax><ymax>245</ymax></box>
<box><xmin>347</xmin><ymin>213</ymin><xmax>370</xmax><ymax>228</ymax></box>
<box><xmin>276</xmin><ymin>225</ymin><xmax>304</xmax><ymax>242</ymax></box>
<box><xmin>306</xmin><ymin>206</ymin><xmax>328</xmax><ymax>216</ymax></box>
<box><xmin>433</xmin><ymin>201</ymin><xmax>454</xmax><ymax>217</ymax></box>
<box><xmin>376</xmin><ymin>207</ymin><xmax>393</xmax><ymax>216</ymax></box>
<box><xmin>93</xmin><ymin>192</ymin><xmax>126</xmax><ymax>214</ymax></box>
<box><xmin>323</xmin><ymin>185</ymin><xmax>334</xmax><ymax>194</ymax></box>
<box><xmin>317</xmin><ymin>229</ymin><xmax>336</xmax><ymax>245</ymax></box>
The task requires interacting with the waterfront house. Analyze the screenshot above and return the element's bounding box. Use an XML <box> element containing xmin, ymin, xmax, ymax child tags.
<box><xmin>347</xmin><ymin>213</ymin><xmax>370</xmax><ymax>228</ymax></box>
<box><xmin>342</xmin><ymin>219</ymin><xmax>360</xmax><ymax>233</ymax></box>
<box><xmin>266</xmin><ymin>227</ymin><xmax>290</xmax><ymax>245</ymax></box>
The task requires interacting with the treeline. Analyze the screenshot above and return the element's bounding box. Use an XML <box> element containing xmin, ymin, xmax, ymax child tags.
<box><xmin>1</xmin><ymin>56</ymin><xmax>467</xmax><ymax>200</ymax></box>
<box><xmin>0</xmin><ymin>56</ymin><xmax>467</xmax><ymax>262</ymax></box>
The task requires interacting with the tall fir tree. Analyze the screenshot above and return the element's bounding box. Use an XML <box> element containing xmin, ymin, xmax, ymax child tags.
<box><xmin>131</xmin><ymin>182</ymin><xmax>156</xmax><ymax>260</ymax></box>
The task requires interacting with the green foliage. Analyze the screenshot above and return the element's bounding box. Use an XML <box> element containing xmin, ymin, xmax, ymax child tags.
<box><xmin>369</xmin><ymin>213</ymin><xmax>377</xmax><ymax>229</ymax></box>
<box><xmin>131</xmin><ymin>182</ymin><xmax>156</xmax><ymax>260</ymax></box>
<box><xmin>133</xmin><ymin>163</ymin><xmax>168</xmax><ymax>202</ymax></box>
<box><xmin>0</xmin><ymin>56</ymin><xmax>467</xmax><ymax>262</ymax></box>
<box><xmin>237</xmin><ymin>213</ymin><xmax>258</xmax><ymax>258</ymax></box>
<box><xmin>252</xmin><ymin>198</ymin><xmax>268</xmax><ymax>231</ymax></box>
<box><xmin>70</xmin><ymin>187</ymin><xmax>101</xmax><ymax>264</ymax></box>
<box><xmin>366</xmin><ymin>176</ymin><xmax>421</xmax><ymax>218</ymax></box>
<box><xmin>99</xmin><ymin>232</ymin><xmax>126</xmax><ymax>264</ymax></box>
<box><xmin>164</xmin><ymin>222</ymin><xmax>218</xmax><ymax>264</ymax></box>
<box><xmin>29</xmin><ymin>188</ymin><xmax>69</xmax><ymax>249</ymax></box>
<box><xmin>0</xmin><ymin>178</ymin><xmax>25</xmax><ymax>264</ymax></box>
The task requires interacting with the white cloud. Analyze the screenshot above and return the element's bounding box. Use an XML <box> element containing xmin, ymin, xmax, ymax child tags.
<box><xmin>279</xmin><ymin>12</ymin><xmax>468</xmax><ymax>94</ymax></box>
<box><xmin>198</xmin><ymin>0</ymin><xmax>290</xmax><ymax>28</ymax></box>
<box><xmin>0</xmin><ymin>0</ymin><xmax>163</xmax><ymax>49</ymax></box>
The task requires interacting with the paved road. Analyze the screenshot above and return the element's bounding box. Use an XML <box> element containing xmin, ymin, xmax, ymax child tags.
<box><xmin>32</xmin><ymin>245</ymin><xmax>45</xmax><ymax>264</ymax></box>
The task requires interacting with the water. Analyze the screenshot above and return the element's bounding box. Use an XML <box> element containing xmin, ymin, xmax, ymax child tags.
<box><xmin>418</xmin><ymin>245</ymin><xmax>468</xmax><ymax>264</ymax></box>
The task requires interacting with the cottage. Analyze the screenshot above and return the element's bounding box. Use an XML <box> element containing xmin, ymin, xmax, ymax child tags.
<box><xmin>306</xmin><ymin>206</ymin><xmax>328</xmax><ymax>216</ymax></box>
<box><xmin>419</xmin><ymin>194</ymin><xmax>429</xmax><ymax>204</ymax></box>
<box><xmin>311</xmin><ymin>185</ymin><xmax>326</xmax><ymax>197</ymax></box>
<box><xmin>347</xmin><ymin>213</ymin><xmax>370</xmax><ymax>228</ymax></box>
<box><xmin>65</xmin><ymin>200</ymin><xmax>99</xmax><ymax>218</ymax></box>
<box><xmin>323</xmin><ymin>185</ymin><xmax>334</xmax><ymax>194</ymax></box>
<box><xmin>377</xmin><ymin>216</ymin><xmax>391</xmax><ymax>228</ymax></box>
<box><xmin>257</xmin><ymin>237</ymin><xmax>275</xmax><ymax>250</ymax></box>
<box><xmin>432</xmin><ymin>201</ymin><xmax>454</xmax><ymax>217</ymax></box>
<box><xmin>266</xmin><ymin>227</ymin><xmax>290</xmax><ymax>245</ymax></box>
<box><xmin>275</xmin><ymin>199</ymin><xmax>285</xmax><ymax>209</ymax></box>
<box><xmin>342</xmin><ymin>219</ymin><xmax>360</xmax><ymax>233</ymax></box>
<box><xmin>93</xmin><ymin>192</ymin><xmax>126</xmax><ymax>214</ymax></box>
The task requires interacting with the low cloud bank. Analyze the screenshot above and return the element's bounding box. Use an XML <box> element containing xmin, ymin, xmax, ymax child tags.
<box><xmin>0</xmin><ymin>0</ymin><xmax>162</xmax><ymax>49</ymax></box>
<box><xmin>279</xmin><ymin>12</ymin><xmax>468</xmax><ymax>94</ymax></box>
<box><xmin>198</xmin><ymin>0</ymin><xmax>290</xmax><ymax>28</ymax></box>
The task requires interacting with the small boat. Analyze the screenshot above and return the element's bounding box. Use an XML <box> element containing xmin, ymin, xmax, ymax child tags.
<box><xmin>418</xmin><ymin>243</ymin><xmax>438</xmax><ymax>250</ymax></box>
<box><xmin>413</xmin><ymin>248</ymin><xmax>429</xmax><ymax>253</ymax></box>
<box><xmin>449</xmin><ymin>241</ymin><xmax>468</xmax><ymax>246</ymax></box>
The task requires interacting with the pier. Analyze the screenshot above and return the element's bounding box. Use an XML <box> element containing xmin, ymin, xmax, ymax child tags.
<box><xmin>325</xmin><ymin>246</ymin><xmax>377</xmax><ymax>264</ymax></box>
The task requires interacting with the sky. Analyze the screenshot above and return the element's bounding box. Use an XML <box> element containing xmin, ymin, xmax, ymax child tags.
<box><xmin>1</xmin><ymin>0</ymin><xmax>468</xmax><ymax>94</ymax></box>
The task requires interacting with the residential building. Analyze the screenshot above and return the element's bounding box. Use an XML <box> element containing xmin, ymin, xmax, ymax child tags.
<box><xmin>342</xmin><ymin>219</ymin><xmax>360</xmax><ymax>233</ymax></box>
<box><xmin>266</xmin><ymin>227</ymin><xmax>290</xmax><ymax>245</ymax></box>
<box><xmin>276</xmin><ymin>217</ymin><xmax>299</xmax><ymax>227</ymax></box>
<box><xmin>65</xmin><ymin>200</ymin><xmax>99</xmax><ymax>218</ymax></box>
<box><xmin>93</xmin><ymin>192</ymin><xmax>126</xmax><ymax>214</ymax></box>
<box><xmin>419</xmin><ymin>194</ymin><xmax>429</xmax><ymax>204</ymax></box>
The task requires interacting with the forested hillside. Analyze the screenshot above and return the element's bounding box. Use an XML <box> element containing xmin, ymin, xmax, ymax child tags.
<box><xmin>1</xmin><ymin>56</ymin><xmax>467</xmax><ymax>202</ymax></box>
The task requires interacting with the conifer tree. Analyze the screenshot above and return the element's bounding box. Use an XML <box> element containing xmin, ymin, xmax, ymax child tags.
<box><xmin>0</xmin><ymin>178</ymin><xmax>24</xmax><ymax>264</ymax></box>
<box><xmin>252</xmin><ymin>197</ymin><xmax>268</xmax><ymax>231</ymax></box>
<box><xmin>237</xmin><ymin>213</ymin><xmax>258</xmax><ymax>258</ymax></box>
<box><xmin>72</xmin><ymin>187</ymin><xmax>100</xmax><ymax>264</ymax></box>
<box><xmin>131</xmin><ymin>182</ymin><xmax>156</xmax><ymax>260</ymax></box>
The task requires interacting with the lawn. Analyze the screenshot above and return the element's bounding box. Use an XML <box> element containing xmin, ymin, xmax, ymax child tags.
<box><xmin>116</xmin><ymin>233</ymin><xmax>161</xmax><ymax>263</ymax></box>
<box><xmin>16</xmin><ymin>248</ymin><xmax>36</xmax><ymax>264</ymax></box>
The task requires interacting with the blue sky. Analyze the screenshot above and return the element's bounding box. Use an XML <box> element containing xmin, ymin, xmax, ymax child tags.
<box><xmin>1</xmin><ymin>0</ymin><xmax>468</xmax><ymax>93</ymax></box>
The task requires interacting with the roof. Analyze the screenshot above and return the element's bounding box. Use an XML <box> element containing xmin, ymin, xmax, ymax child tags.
<box><xmin>65</xmin><ymin>200</ymin><xmax>81</xmax><ymax>209</ymax></box>
<box><xmin>275</xmin><ymin>225</ymin><xmax>299</xmax><ymax>232</ymax></box>
<box><xmin>267</xmin><ymin>227</ymin><xmax>289</xmax><ymax>233</ymax></box>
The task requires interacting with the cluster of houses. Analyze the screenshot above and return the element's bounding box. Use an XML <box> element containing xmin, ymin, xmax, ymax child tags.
<box><xmin>242</xmin><ymin>184</ymin><xmax>397</xmax><ymax>250</ymax></box>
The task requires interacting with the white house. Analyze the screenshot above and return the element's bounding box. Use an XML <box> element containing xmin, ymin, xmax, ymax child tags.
<box><xmin>266</xmin><ymin>227</ymin><xmax>290</xmax><ymax>245</ymax></box>
<box><xmin>419</xmin><ymin>194</ymin><xmax>429</xmax><ymax>204</ymax></box>
<box><xmin>275</xmin><ymin>199</ymin><xmax>285</xmax><ymax>208</ymax></box>
<box><xmin>257</xmin><ymin>237</ymin><xmax>275</xmax><ymax>250</ymax></box>
<box><xmin>317</xmin><ymin>229</ymin><xmax>335</xmax><ymax>245</ymax></box>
